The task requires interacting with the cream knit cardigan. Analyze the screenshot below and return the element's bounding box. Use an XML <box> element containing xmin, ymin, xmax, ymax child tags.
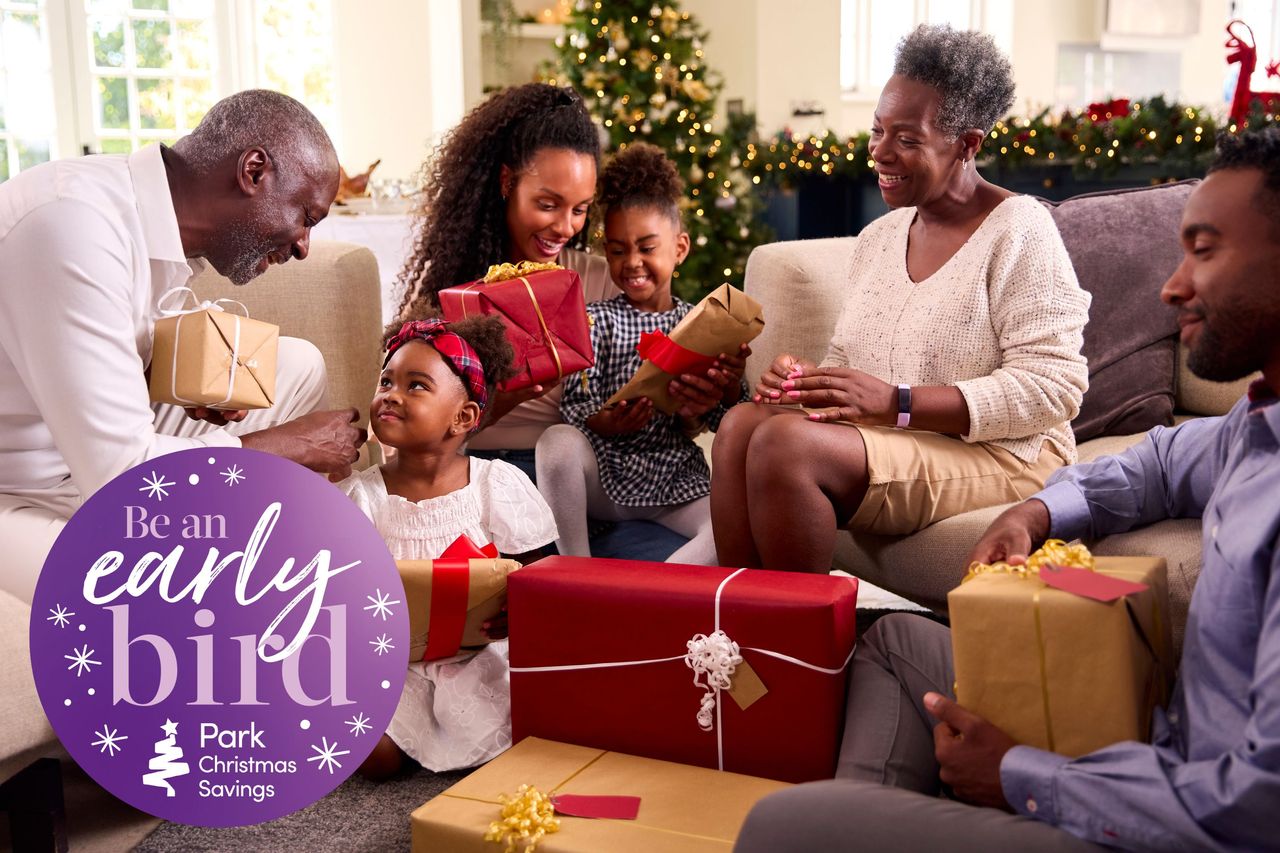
<box><xmin>821</xmin><ymin>196</ymin><xmax>1090</xmax><ymax>464</ymax></box>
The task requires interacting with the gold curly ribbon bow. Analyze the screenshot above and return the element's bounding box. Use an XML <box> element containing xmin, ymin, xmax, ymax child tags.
<box><xmin>962</xmin><ymin>538</ymin><xmax>1096</xmax><ymax>583</ymax></box>
<box><xmin>485</xmin><ymin>784</ymin><xmax>561</xmax><ymax>853</ymax></box>
<box><xmin>482</xmin><ymin>261</ymin><xmax>563</xmax><ymax>283</ymax></box>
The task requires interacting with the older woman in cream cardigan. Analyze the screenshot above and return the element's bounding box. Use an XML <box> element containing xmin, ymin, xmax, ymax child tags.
<box><xmin>711</xmin><ymin>24</ymin><xmax>1090</xmax><ymax>572</ymax></box>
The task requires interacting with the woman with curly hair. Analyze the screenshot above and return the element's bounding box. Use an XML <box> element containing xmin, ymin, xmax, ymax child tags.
<box><xmin>712</xmin><ymin>24</ymin><xmax>1090</xmax><ymax>576</ymax></box>
<box><xmin>535</xmin><ymin>143</ymin><xmax>748</xmax><ymax>564</ymax></box>
<box><xmin>392</xmin><ymin>83</ymin><xmax>604</xmax><ymax>456</ymax></box>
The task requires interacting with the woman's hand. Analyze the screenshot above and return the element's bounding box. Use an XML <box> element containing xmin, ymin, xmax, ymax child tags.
<box><xmin>483</xmin><ymin>380</ymin><xmax>561</xmax><ymax>428</ymax></box>
<box><xmin>754</xmin><ymin>353</ymin><xmax>816</xmax><ymax>403</ymax></box>
<box><xmin>586</xmin><ymin>398</ymin><xmax>653</xmax><ymax>436</ymax></box>
<box><xmin>780</xmin><ymin>366</ymin><xmax>896</xmax><ymax>425</ymax></box>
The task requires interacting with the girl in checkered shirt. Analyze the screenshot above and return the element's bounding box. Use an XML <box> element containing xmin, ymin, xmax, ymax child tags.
<box><xmin>535</xmin><ymin>144</ymin><xmax>749</xmax><ymax>564</ymax></box>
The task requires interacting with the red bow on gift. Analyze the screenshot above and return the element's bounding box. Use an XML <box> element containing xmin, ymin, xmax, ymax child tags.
<box><xmin>423</xmin><ymin>535</ymin><xmax>500</xmax><ymax>661</ymax></box>
<box><xmin>636</xmin><ymin>329</ymin><xmax>718</xmax><ymax>377</ymax></box>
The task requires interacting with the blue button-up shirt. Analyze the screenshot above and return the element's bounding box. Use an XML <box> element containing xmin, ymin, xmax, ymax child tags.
<box><xmin>1000</xmin><ymin>385</ymin><xmax>1280</xmax><ymax>851</ymax></box>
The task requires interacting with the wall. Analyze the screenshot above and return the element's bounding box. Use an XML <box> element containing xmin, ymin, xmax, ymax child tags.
<box><xmin>332</xmin><ymin>0</ymin><xmax>469</xmax><ymax>182</ymax></box>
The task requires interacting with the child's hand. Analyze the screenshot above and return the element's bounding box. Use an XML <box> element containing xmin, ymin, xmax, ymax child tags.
<box><xmin>668</xmin><ymin>344</ymin><xmax>752</xmax><ymax>417</ymax></box>
<box><xmin>481</xmin><ymin>607</ymin><xmax>509</xmax><ymax>641</ymax></box>
<box><xmin>755</xmin><ymin>353</ymin><xmax>815</xmax><ymax>404</ymax></box>
<box><xmin>586</xmin><ymin>398</ymin><xmax>654</xmax><ymax>436</ymax></box>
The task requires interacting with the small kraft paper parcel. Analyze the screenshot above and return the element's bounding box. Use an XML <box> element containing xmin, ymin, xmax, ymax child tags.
<box><xmin>398</xmin><ymin>535</ymin><xmax>520</xmax><ymax>664</ymax></box>
<box><xmin>606</xmin><ymin>283</ymin><xmax>765</xmax><ymax>414</ymax></box>
<box><xmin>148</xmin><ymin>287</ymin><xmax>278</xmax><ymax>411</ymax></box>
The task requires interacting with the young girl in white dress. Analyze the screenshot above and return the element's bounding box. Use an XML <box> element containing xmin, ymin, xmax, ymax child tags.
<box><xmin>341</xmin><ymin>316</ymin><xmax>558</xmax><ymax>778</ymax></box>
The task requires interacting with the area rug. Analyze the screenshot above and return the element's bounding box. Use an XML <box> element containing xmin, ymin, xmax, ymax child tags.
<box><xmin>134</xmin><ymin>766</ymin><xmax>470</xmax><ymax>853</ymax></box>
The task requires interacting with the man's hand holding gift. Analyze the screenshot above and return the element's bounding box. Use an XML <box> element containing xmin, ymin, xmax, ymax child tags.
<box><xmin>668</xmin><ymin>342</ymin><xmax>752</xmax><ymax>418</ymax></box>
<box><xmin>927</xmin><ymin>692</ymin><xmax>1018</xmax><ymax>810</ymax></box>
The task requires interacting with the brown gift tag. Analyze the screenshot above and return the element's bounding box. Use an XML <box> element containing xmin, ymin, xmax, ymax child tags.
<box><xmin>727</xmin><ymin>659</ymin><xmax>768</xmax><ymax>711</ymax></box>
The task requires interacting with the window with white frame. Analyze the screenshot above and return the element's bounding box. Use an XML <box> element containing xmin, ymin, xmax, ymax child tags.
<box><xmin>0</xmin><ymin>0</ymin><xmax>335</xmax><ymax>183</ymax></box>
<box><xmin>840</xmin><ymin>0</ymin><xmax>994</xmax><ymax>95</ymax></box>
<box><xmin>0</xmin><ymin>0</ymin><xmax>57</xmax><ymax>180</ymax></box>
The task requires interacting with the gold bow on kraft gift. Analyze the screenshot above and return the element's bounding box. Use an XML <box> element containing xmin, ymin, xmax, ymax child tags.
<box><xmin>485</xmin><ymin>784</ymin><xmax>560</xmax><ymax>852</ymax></box>
<box><xmin>962</xmin><ymin>539</ymin><xmax>1096</xmax><ymax>583</ymax></box>
<box><xmin>482</xmin><ymin>261</ymin><xmax>563</xmax><ymax>283</ymax></box>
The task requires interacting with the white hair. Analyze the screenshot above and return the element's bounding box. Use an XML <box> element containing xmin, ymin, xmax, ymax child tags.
<box><xmin>172</xmin><ymin>89</ymin><xmax>335</xmax><ymax>181</ymax></box>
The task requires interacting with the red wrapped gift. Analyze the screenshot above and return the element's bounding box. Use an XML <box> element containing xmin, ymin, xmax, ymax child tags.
<box><xmin>508</xmin><ymin>558</ymin><xmax>858</xmax><ymax>783</ymax></box>
<box><xmin>439</xmin><ymin>262</ymin><xmax>593</xmax><ymax>392</ymax></box>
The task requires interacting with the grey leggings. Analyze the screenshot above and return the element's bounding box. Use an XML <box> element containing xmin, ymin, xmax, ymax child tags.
<box><xmin>534</xmin><ymin>424</ymin><xmax>718</xmax><ymax>564</ymax></box>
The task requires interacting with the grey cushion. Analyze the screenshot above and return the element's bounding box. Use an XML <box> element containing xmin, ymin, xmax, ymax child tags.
<box><xmin>1039</xmin><ymin>181</ymin><xmax>1198</xmax><ymax>441</ymax></box>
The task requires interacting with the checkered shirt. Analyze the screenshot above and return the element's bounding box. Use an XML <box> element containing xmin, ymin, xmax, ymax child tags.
<box><xmin>560</xmin><ymin>294</ymin><xmax>748</xmax><ymax>507</ymax></box>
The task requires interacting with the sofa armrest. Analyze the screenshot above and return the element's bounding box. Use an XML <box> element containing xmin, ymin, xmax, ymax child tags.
<box><xmin>742</xmin><ymin>237</ymin><xmax>859</xmax><ymax>386</ymax></box>
<box><xmin>190</xmin><ymin>241</ymin><xmax>383</xmax><ymax>422</ymax></box>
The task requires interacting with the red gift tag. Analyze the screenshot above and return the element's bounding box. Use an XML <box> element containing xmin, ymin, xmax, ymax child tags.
<box><xmin>1039</xmin><ymin>564</ymin><xmax>1149</xmax><ymax>602</ymax></box>
<box><xmin>550</xmin><ymin>794</ymin><xmax>641</xmax><ymax>820</ymax></box>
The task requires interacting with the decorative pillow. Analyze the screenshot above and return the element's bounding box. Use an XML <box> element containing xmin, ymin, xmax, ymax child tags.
<box><xmin>1039</xmin><ymin>181</ymin><xmax>1197</xmax><ymax>442</ymax></box>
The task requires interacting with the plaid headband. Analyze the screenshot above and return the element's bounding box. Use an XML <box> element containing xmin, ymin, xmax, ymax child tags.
<box><xmin>384</xmin><ymin>319</ymin><xmax>489</xmax><ymax>419</ymax></box>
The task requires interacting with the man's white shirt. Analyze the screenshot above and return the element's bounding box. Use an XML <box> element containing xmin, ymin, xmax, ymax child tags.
<box><xmin>0</xmin><ymin>143</ymin><xmax>239</xmax><ymax>512</ymax></box>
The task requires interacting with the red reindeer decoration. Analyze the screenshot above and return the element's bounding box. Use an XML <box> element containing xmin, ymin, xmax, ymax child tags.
<box><xmin>1226</xmin><ymin>19</ymin><xmax>1280</xmax><ymax>126</ymax></box>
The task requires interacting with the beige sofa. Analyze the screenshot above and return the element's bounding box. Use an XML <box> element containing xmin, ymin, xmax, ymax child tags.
<box><xmin>0</xmin><ymin>242</ymin><xmax>383</xmax><ymax>838</ymax></box>
<box><xmin>742</xmin><ymin>183</ymin><xmax>1252</xmax><ymax>650</ymax></box>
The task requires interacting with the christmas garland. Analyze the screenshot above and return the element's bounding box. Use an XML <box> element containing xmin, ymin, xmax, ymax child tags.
<box><xmin>743</xmin><ymin>96</ymin><xmax>1280</xmax><ymax>190</ymax></box>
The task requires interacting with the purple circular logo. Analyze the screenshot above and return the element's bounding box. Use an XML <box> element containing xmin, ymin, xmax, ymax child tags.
<box><xmin>31</xmin><ymin>449</ymin><xmax>407</xmax><ymax>827</ymax></box>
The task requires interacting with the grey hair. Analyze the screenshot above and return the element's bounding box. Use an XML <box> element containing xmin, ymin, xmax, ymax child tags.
<box><xmin>172</xmin><ymin>89</ymin><xmax>336</xmax><ymax>181</ymax></box>
<box><xmin>893</xmin><ymin>24</ymin><xmax>1015</xmax><ymax>138</ymax></box>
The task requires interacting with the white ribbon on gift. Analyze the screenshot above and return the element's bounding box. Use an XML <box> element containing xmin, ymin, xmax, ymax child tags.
<box><xmin>508</xmin><ymin>568</ymin><xmax>857</xmax><ymax>771</ymax></box>
<box><xmin>156</xmin><ymin>286</ymin><xmax>251</xmax><ymax>408</ymax></box>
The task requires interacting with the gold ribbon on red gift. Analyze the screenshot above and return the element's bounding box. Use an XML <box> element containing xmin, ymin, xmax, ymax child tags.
<box><xmin>423</xmin><ymin>535</ymin><xmax>500</xmax><ymax>661</ymax></box>
<box><xmin>636</xmin><ymin>329</ymin><xmax>717</xmax><ymax>377</ymax></box>
<box><xmin>456</xmin><ymin>277</ymin><xmax>566</xmax><ymax>383</ymax></box>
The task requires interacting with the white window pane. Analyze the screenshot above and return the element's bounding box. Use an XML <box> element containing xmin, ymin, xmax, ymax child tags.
<box><xmin>171</xmin><ymin>0</ymin><xmax>212</xmax><ymax>16</ymax></box>
<box><xmin>926</xmin><ymin>0</ymin><xmax>972</xmax><ymax>28</ymax></box>
<box><xmin>867</xmin><ymin>1</ymin><xmax>914</xmax><ymax>90</ymax></box>
<box><xmin>255</xmin><ymin>1</ymin><xmax>336</xmax><ymax>133</ymax></box>
<box><xmin>86</xmin><ymin>0</ymin><xmax>130</xmax><ymax>13</ymax></box>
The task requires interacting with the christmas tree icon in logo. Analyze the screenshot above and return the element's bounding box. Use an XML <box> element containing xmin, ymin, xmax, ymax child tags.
<box><xmin>142</xmin><ymin>719</ymin><xmax>190</xmax><ymax>797</ymax></box>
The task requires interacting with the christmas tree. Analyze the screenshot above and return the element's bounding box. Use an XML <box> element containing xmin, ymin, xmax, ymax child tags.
<box><xmin>544</xmin><ymin>0</ymin><xmax>771</xmax><ymax>302</ymax></box>
<box><xmin>142</xmin><ymin>718</ymin><xmax>190</xmax><ymax>797</ymax></box>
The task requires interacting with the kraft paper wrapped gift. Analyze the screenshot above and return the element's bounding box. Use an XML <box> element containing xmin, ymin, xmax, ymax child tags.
<box><xmin>606</xmin><ymin>283</ymin><xmax>764</xmax><ymax>414</ymax></box>
<box><xmin>148</xmin><ymin>292</ymin><xmax>277</xmax><ymax>410</ymax></box>
<box><xmin>949</xmin><ymin>555</ymin><xmax>1174</xmax><ymax>757</ymax></box>
<box><xmin>508</xmin><ymin>558</ymin><xmax>857</xmax><ymax>783</ymax></box>
<box><xmin>410</xmin><ymin>736</ymin><xmax>790</xmax><ymax>853</ymax></box>
<box><xmin>399</xmin><ymin>535</ymin><xmax>519</xmax><ymax>663</ymax></box>
<box><xmin>439</xmin><ymin>261</ymin><xmax>593</xmax><ymax>392</ymax></box>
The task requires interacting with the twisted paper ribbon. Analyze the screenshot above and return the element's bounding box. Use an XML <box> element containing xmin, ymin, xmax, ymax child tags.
<box><xmin>484</xmin><ymin>784</ymin><xmax>560</xmax><ymax>853</ymax></box>
<box><xmin>482</xmin><ymin>260</ymin><xmax>563</xmax><ymax>283</ymax></box>
<box><xmin>684</xmin><ymin>630</ymin><xmax>744</xmax><ymax>732</ymax></box>
<box><xmin>155</xmin><ymin>286</ymin><xmax>254</xmax><ymax>408</ymax></box>
<box><xmin>962</xmin><ymin>539</ymin><xmax>1095</xmax><ymax>583</ymax></box>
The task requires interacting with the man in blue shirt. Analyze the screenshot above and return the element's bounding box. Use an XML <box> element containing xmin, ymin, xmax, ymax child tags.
<box><xmin>734</xmin><ymin>128</ymin><xmax>1280</xmax><ymax>851</ymax></box>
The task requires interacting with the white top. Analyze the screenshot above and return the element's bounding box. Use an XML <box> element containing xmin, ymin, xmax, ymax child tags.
<box><xmin>338</xmin><ymin>455</ymin><xmax>558</xmax><ymax>558</ymax></box>
<box><xmin>466</xmin><ymin>247</ymin><xmax>616</xmax><ymax>451</ymax></box>
<box><xmin>823</xmin><ymin>196</ymin><xmax>1091</xmax><ymax>464</ymax></box>
<box><xmin>0</xmin><ymin>143</ymin><xmax>238</xmax><ymax>505</ymax></box>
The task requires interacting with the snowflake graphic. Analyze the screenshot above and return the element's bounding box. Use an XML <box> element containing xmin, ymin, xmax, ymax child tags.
<box><xmin>65</xmin><ymin>644</ymin><xmax>102</xmax><ymax>677</ymax></box>
<box><xmin>47</xmin><ymin>604</ymin><xmax>75</xmax><ymax>628</ymax></box>
<box><xmin>363</xmin><ymin>589</ymin><xmax>401</xmax><ymax>621</ymax></box>
<box><xmin>139</xmin><ymin>471</ymin><xmax>175</xmax><ymax>501</ymax></box>
<box><xmin>370</xmin><ymin>634</ymin><xmax>395</xmax><ymax>656</ymax></box>
<box><xmin>346</xmin><ymin>713</ymin><xmax>372</xmax><ymax>737</ymax></box>
<box><xmin>221</xmin><ymin>464</ymin><xmax>245</xmax><ymax>486</ymax></box>
<box><xmin>91</xmin><ymin>725</ymin><xmax>127</xmax><ymax>757</ymax></box>
<box><xmin>306</xmin><ymin>737</ymin><xmax>351</xmax><ymax>774</ymax></box>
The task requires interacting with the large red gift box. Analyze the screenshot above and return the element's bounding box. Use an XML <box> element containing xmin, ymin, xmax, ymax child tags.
<box><xmin>439</xmin><ymin>264</ymin><xmax>593</xmax><ymax>392</ymax></box>
<box><xmin>508</xmin><ymin>558</ymin><xmax>858</xmax><ymax>783</ymax></box>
